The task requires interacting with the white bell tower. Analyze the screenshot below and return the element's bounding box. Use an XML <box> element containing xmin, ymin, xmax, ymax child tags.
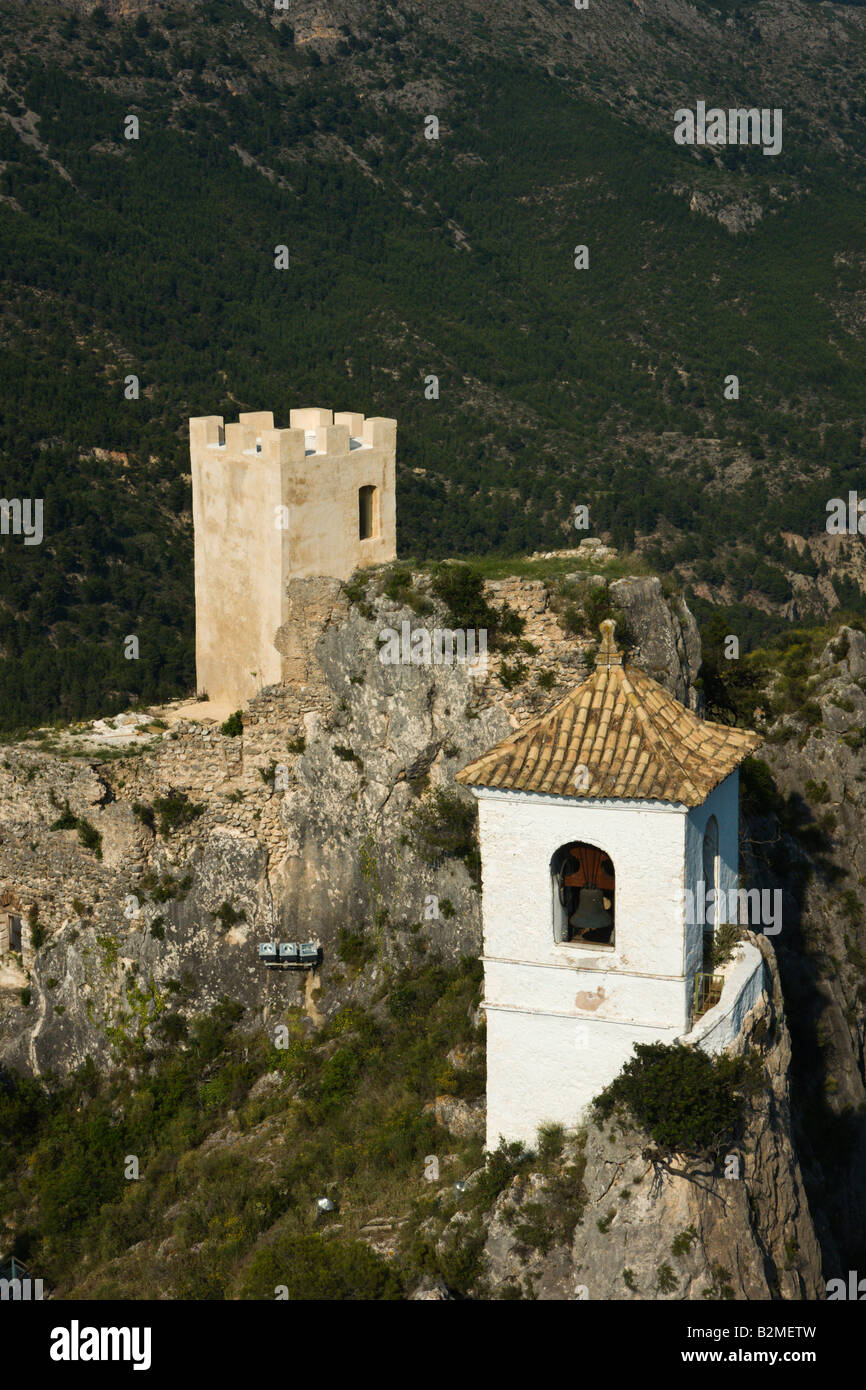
<box><xmin>457</xmin><ymin>621</ymin><xmax>762</xmax><ymax>1150</ymax></box>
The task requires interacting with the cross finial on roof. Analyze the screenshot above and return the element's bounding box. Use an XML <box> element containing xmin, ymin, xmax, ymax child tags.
<box><xmin>596</xmin><ymin>618</ymin><xmax>622</xmax><ymax>669</ymax></box>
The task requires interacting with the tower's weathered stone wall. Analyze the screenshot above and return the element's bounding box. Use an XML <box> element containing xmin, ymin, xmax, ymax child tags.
<box><xmin>190</xmin><ymin>408</ymin><xmax>396</xmax><ymax>708</ymax></box>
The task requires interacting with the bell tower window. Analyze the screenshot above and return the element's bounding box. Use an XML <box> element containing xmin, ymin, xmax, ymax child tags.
<box><xmin>552</xmin><ymin>842</ymin><xmax>615</xmax><ymax>946</ymax></box>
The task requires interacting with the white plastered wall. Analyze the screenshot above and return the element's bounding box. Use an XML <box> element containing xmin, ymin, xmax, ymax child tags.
<box><xmin>475</xmin><ymin>788</ymin><xmax>694</xmax><ymax>1149</ymax></box>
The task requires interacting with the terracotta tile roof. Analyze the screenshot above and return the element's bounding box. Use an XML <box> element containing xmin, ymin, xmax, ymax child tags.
<box><xmin>456</xmin><ymin>620</ymin><xmax>762</xmax><ymax>807</ymax></box>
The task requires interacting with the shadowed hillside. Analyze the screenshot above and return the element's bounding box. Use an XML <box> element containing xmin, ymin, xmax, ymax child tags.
<box><xmin>0</xmin><ymin>0</ymin><xmax>864</xmax><ymax>727</ymax></box>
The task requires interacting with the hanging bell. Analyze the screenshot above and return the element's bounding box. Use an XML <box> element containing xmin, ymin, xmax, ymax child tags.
<box><xmin>569</xmin><ymin>887</ymin><xmax>612</xmax><ymax>940</ymax></box>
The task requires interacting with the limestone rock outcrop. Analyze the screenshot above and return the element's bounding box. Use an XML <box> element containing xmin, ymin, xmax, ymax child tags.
<box><xmin>0</xmin><ymin>566</ymin><xmax>704</xmax><ymax>1078</ymax></box>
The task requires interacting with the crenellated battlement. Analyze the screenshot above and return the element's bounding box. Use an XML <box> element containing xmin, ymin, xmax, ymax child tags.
<box><xmin>189</xmin><ymin>410</ymin><xmax>397</xmax><ymax>465</ymax></box>
<box><xmin>190</xmin><ymin>403</ymin><xmax>397</xmax><ymax>707</ymax></box>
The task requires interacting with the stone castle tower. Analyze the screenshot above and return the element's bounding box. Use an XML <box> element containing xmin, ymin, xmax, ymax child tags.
<box><xmin>190</xmin><ymin>407</ymin><xmax>397</xmax><ymax>707</ymax></box>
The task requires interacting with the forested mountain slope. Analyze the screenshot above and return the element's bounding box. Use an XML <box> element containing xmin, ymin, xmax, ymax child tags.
<box><xmin>0</xmin><ymin>0</ymin><xmax>864</xmax><ymax>727</ymax></box>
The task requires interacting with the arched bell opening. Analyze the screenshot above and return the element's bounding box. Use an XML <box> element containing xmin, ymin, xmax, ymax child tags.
<box><xmin>551</xmin><ymin>842</ymin><xmax>615</xmax><ymax>946</ymax></box>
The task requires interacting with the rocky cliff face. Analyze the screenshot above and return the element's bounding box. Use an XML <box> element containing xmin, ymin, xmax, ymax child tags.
<box><xmin>474</xmin><ymin>936</ymin><xmax>823</xmax><ymax>1301</ymax></box>
<box><xmin>740</xmin><ymin>624</ymin><xmax>866</xmax><ymax>1276</ymax></box>
<box><xmin>0</xmin><ymin>566</ymin><xmax>700</xmax><ymax>1080</ymax></box>
<box><xmin>0</xmin><ymin>564</ymin><xmax>829</xmax><ymax>1298</ymax></box>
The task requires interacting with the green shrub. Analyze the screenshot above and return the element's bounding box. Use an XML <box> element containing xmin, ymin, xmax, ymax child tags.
<box><xmin>740</xmin><ymin>756</ymin><xmax>781</xmax><ymax>817</ymax></box>
<box><xmin>840</xmin><ymin>890</ymin><xmax>862</xmax><ymax>923</ymax></box>
<box><xmin>139</xmin><ymin>871</ymin><xmax>190</xmax><ymax>903</ymax></box>
<box><xmin>382</xmin><ymin>564</ymin><xmax>431</xmax><ymax>613</ymax></box>
<box><xmin>220</xmin><ymin>711</ymin><xmax>244</xmax><ymax>737</ymax></box>
<box><xmin>157</xmin><ymin>1013</ymin><xmax>187</xmax><ymax>1043</ymax></box>
<box><xmin>800</xmin><ymin>700</ymin><xmax>822</xmax><ymax>727</ymax></box>
<box><xmin>804</xmin><ymin>779</ymin><xmax>830</xmax><ymax>804</ymax></box>
<box><xmin>383</xmin><ymin>563</ymin><xmax>412</xmax><ymax>599</ymax></box>
<box><xmin>499</xmin><ymin>658</ymin><xmax>527</xmax><ymax>690</ymax></box>
<box><xmin>708</xmin><ymin>921</ymin><xmax>741</xmax><ymax>969</ymax></box>
<box><xmin>342</xmin><ymin>573</ymin><xmax>374</xmax><ymax>619</ymax></box>
<box><xmin>152</xmin><ymin>792</ymin><xmax>204</xmax><ymax>836</ymax></box>
<box><xmin>48</xmin><ymin>802</ymin><xmax>102</xmax><ymax>856</ymax></box>
<box><xmin>333</xmin><ymin>745</ymin><xmax>363</xmax><ymax>768</ymax></box>
<box><xmin>49</xmin><ymin>803</ymin><xmax>78</xmax><ymax>831</ymax></box>
<box><xmin>593</xmin><ymin>1042</ymin><xmax>753</xmax><ymax>1155</ymax></box>
<box><xmin>212</xmin><ymin>902</ymin><xmax>247</xmax><ymax>930</ymax></box>
<box><xmin>361</xmin><ymin>1102</ymin><xmax>437</xmax><ymax>1173</ymax></box>
<box><xmin>317</xmin><ymin>1047</ymin><xmax>362</xmax><ymax>1112</ymax></box>
<box><xmin>132</xmin><ymin>802</ymin><xmax>156</xmax><ymax>832</ymax></box>
<box><xmin>407</xmin><ymin>788</ymin><xmax>478</xmax><ymax>871</ymax></box>
<box><xmin>387</xmin><ymin>982</ymin><xmax>419</xmax><ymax>1022</ymax></box>
<box><xmin>431</xmin><ymin>563</ymin><xmax>522</xmax><ymax>646</ymax></box>
<box><xmin>703</xmin><ymin>1263</ymin><xmax>735</xmax><ymax>1300</ymax></box>
<box><xmin>467</xmin><ymin>1140</ymin><xmax>529</xmax><ymax>1212</ymax></box>
<box><xmin>561</xmin><ymin>603</ymin><xmax>583</xmax><ymax>636</ymax></box>
<box><xmin>672</xmin><ymin>1226</ymin><xmax>698</xmax><ymax>1257</ymax></box>
<box><xmin>580</xmin><ymin>586</ymin><xmax>628</xmax><ymax>646</ymax></box>
<box><xmin>435</xmin><ymin>1215</ymin><xmax>488</xmax><ymax>1295</ymax></box>
<box><xmin>536</xmin><ymin>1123</ymin><xmax>566</xmax><ymax>1166</ymax></box>
<box><xmin>337</xmin><ymin>927</ymin><xmax>375</xmax><ymax>969</ymax></box>
<box><xmin>76</xmin><ymin>818</ymin><xmax>102</xmax><ymax>859</ymax></box>
<box><xmin>240</xmin><ymin>1234</ymin><xmax>402</xmax><ymax>1300</ymax></box>
<box><xmin>431</xmin><ymin>563</ymin><xmax>496</xmax><ymax>631</ymax></box>
<box><xmin>511</xmin><ymin>1154</ymin><xmax>586</xmax><ymax>1253</ymax></box>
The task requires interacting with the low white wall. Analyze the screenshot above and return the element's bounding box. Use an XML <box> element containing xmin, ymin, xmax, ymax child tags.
<box><xmin>679</xmin><ymin>939</ymin><xmax>765</xmax><ymax>1055</ymax></box>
